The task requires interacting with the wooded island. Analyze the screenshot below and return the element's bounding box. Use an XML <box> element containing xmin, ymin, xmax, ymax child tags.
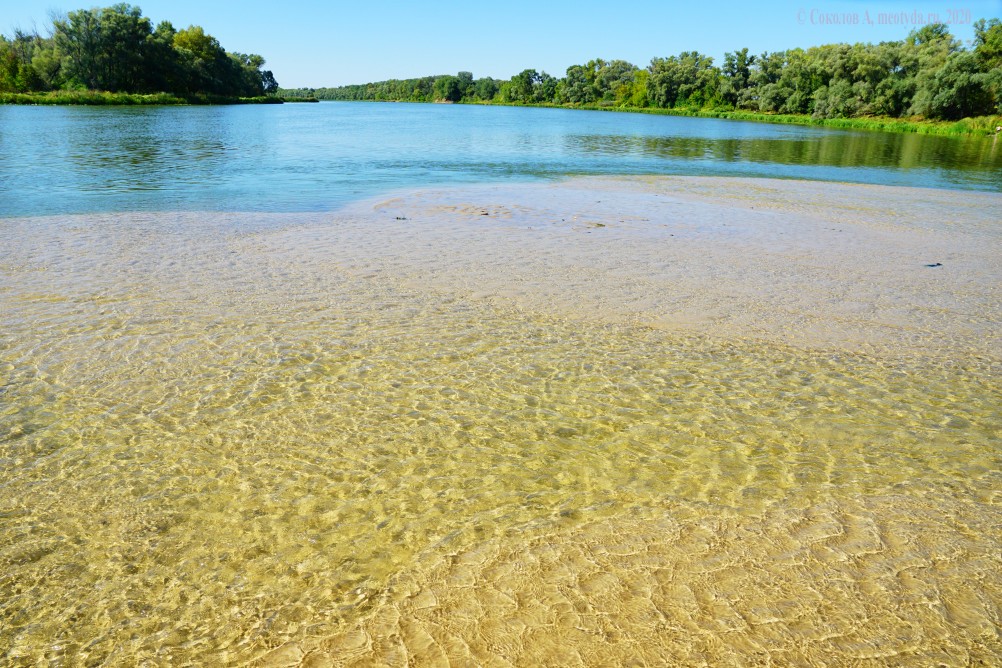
<box><xmin>0</xmin><ymin>3</ymin><xmax>278</xmax><ymax>104</ymax></box>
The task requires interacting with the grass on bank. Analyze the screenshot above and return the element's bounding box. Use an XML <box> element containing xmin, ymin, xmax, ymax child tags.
<box><xmin>482</xmin><ymin>101</ymin><xmax>1002</xmax><ymax>137</ymax></box>
<box><xmin>597</xmin><ymin>105</ymin><xmax>1002</xmax><ymax>137</ymax></box>
<box><xmin>0</xmin><ymin>90</ymin><xmax>288</xmax><ymax>105</ymax></box>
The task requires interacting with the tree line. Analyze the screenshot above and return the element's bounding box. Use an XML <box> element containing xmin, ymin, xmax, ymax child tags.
<box><xmin>0</xmin><ymin>3</ymin><xmax>278</xmax><ymax>98</ymax></box>
<box><xmin>282</xmin><ymin>20</ymin><xmax>1002</xmax><ymax>121</ymax></box>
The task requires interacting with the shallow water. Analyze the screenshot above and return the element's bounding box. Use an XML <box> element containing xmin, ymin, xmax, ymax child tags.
<box><xmin>1</xmin><ymin>190</ymin><xmax>1000</xmax><ymax>665</ymax></box>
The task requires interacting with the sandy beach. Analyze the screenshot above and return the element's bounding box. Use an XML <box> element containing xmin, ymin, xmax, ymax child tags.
<box><xmin>1</xmin><ymin>176</ymin><xmax>999</xmax><ymax>665</ymax></box>
<box><xmin>267</xmin><ymin>175</ymin><xmax>1002</xmax><ymax>360</ymax></box>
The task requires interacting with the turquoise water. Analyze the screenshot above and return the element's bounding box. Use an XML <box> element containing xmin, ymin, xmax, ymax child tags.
<box><xmin>1</xmin><ymin>102</ymin><xmax>999</xmax><ymax>216</ymax></box>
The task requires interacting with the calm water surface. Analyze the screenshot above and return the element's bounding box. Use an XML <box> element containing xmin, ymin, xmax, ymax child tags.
<box><xmin>1</xmin><ymin>102</ymin><xmax>1000</xmax><ymax>216</ymax></box>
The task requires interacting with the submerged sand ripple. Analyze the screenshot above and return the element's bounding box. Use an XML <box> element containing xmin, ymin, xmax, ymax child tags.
<box><xmin>268</xmin><ymin>494</ymin><xmax>1001</xmax><ymax>667</ymax></box>
<box><xmin>1</xmin><ymin>177</ymin><xmax>999</xmax><ymax>666</ymax></box>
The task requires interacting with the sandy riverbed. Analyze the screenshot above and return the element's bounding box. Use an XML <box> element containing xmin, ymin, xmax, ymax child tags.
<box><xmin>1</xmin><ymin>176</ymin><xmax>999</xmax><ymax>666</ymax></box>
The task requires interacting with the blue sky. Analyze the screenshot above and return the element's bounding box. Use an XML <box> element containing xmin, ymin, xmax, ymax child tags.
<box><xmin>4</xmin><ymin>0</ymin><xmax>1000</xmax><ymax>88</ymax></box>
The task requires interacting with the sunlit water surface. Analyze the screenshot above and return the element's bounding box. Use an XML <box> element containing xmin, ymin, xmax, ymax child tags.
<box><xmin>1</xmin><ymin>102</ymin><xmax>1000</xmax><ymax>217</ymax></box>
<box><xmin>1</xmin><ymin>207</ymin><xmax>999</xmax><ymax>665</ymax></box>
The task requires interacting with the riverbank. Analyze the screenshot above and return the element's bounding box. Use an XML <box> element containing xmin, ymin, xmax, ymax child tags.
<box><xmin>2</xmin><ymin>176</ymin><xmax>999</xmax><ymax>665</ymax></box>
<box><xmin>0</xmin><ymin>91</ymin><xmax>287</xmax><ymax>105</ymax></box>
<box><xmin>581</xmin><ymin>104</ymin><xmax>1002</xmax><ymax>136</ymax></box>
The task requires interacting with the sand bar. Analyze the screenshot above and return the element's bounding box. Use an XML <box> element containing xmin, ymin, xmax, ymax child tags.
<box><xmin>266</xmin><ymin>175</ymin><xmax>1002</xmax><ymax>360</ymax></box>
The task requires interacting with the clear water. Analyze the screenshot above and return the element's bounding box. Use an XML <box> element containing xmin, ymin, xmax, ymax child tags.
<box><xmin>1</xmin><ymin>102</ymin><xmax>1000</xmax><ymax>217</ymax></box>
<box><xmin>1</xmin><ymin>104</ymin><xmax>1000</xmax><ymax>665</ymax></box>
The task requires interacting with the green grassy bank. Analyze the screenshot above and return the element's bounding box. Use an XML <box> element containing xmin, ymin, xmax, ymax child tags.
<box><xmin>0</xmin><ymin>91</ymin><xmax>286</xmax><ymax>106</ymax></box>
<box><xmin>478</xmin><ymin>101</ymin><xmax>1002</xmax><ymax>137</ymax></box>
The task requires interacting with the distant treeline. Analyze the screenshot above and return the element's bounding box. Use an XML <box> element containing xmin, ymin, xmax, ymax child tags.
<box><xmin>282</xmin><ymin>20</ymin><xmax>1002</xmax><ymax>122</ymax></box>
<box><xmin>0</xmin><ymin>3</ymin><xmax>278</xmax><ymax>98</ymax></box>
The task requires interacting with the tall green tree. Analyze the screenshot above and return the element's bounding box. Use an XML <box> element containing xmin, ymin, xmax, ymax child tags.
<box><xmin>508</xmin><ymin>69</ymin><xmax>539</xmax><ymax>102</ymax></box>
<box><xmin>595</xmin><ymin>59</ymin><xmax>637</xmax><ymax>103</ymax></box>
<box><xmin>648</xmin><ymin>52</ymin><xmax>718</xmax><ymax>108</ymax></box>
<box><xmin>473</xmin><ymin>76</ymin><xmax>498</xmax><ymax>100</ymax></box>
<box><xmin>536</xmin><ymin>72</ymin><xmax>558</xmax><ymax>102</ymax></box>
<box><xmin>433</xmin><ymin>74</ymin><xmax>463</xmax><ymax>102</ymax></box>
<box><xmin>974</xmin><ymin>18</ymin><xmax>1002</xmax><ymax>67</ymax></box>
<box><xmin>456</xmin><ymin>71</ymin><xmax>474</xmax><ymax>98</ymax></box>
<box><xmin>25</xmin><ymin>4</ymin><xmax>278</xmax><ymax>96</ymax></box>
<box><xmin>173</xmin><ymin>25</ymin><xmax>227</xmax><ymax>93</ymax></box>
<box><xmin>0</xmin><ymin>30</ymin><xmax>45</xmax><ymax>92</ymax></box>
<box><xmin>563</xmin><ymin>62</ymin><xmax>598</xmax><ymax>103</ymax></box>
<box><xmin>973</xmin><ymin>18</ymin><xmax>1002</xmax><ymax>112</ymax></box>
<box><xmin>53</xmin><ymin>8</ymin><xmax>104</xmax><ymax>89</ymax></box>
<box><xmin>720</xmin><ymin>48</ymin><xmax>755</xmax><ymax>106</ymax></box>
<box><xmin>98</xmin><ymin>4</ymin><xmax>152</xmax><ymax>91</ymax></box>
<box><xmin>142</xmin><ymin>20</ymin><xmax>180</xmax><ymax>93</ymax></box>
<box><xmin>916</xmin><ymin>50</ymin><xmax>994</xmax><ymax>119</ymax></box>
<box><xmin>907</xmin><ymin>23</ymin><xmax>961</xmax><ymax>115</ymax></box>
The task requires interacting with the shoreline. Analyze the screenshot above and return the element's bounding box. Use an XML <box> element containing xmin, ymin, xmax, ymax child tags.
<box><xmin>501</xmin><ymin>102</ymin><xmax>1002</xmax><ymax>137</ymax></box>
<box><xmin>262</xmin><ymin>174</ymin><xmax>1002</xmax><ymax>361</ymax></box>
<box><xmin>0</xmin><ymin>91</ymin><xmax>286</xmax><ymax>106</ymax></box>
